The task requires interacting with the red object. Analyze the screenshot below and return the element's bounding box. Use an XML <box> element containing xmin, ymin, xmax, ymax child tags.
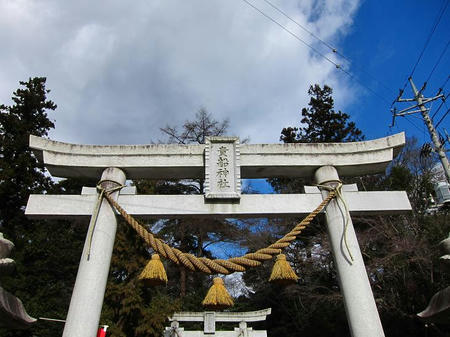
<box><xmin>97</xmin><ymin>325</ymin><xmax>108</xmax><ymax>337</ymax></box>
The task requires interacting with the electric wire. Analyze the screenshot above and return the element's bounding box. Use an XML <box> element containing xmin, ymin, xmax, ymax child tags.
<box><xmin>391</xmin><ymin>0</ymin><xmax>449</xmax><ymax>130</ymax></box>
<box><xmin>406</xmin><ymin>0</ymin><xmax>448</xmax><ymax>82</ymax></box>
<box><xmin>440</xmin><ymin>75</ymin><xmax>450</xmax><ymax>90</ymax></box>
<box><xmin>397</xmin><ymin>0</ymin><xmax>449</xmax><ymax>96</ymax></box>
<box><xmin>241</xmin><ymin>0</ymin><xmax>339</xmax><ymax>67</ymax></box>
<box><xmin>261</xmin><ymin>0</ymin><xmax>396</xmax><ymax>96</ymax></box>
<box><xmin>435</xmin><ymin>107</ymin><xmax>449</xmax><ymax>129</ymax></box>
<box><xmin>431</xmin><ymin>93</ymin><xmax>449</xmax><ymax>120</ymax></box>
<box><xmin>401</xmin><ymin>114</ymin><xmax>427</xmax><ymax>134</ymax></box>
<box><xmin>261</xmin><ymin>0</ymin><xmax>337</xmax><ymax>56</ymax></box>
<box><xmin>425</xmin><ymin>39</ymin><xmax>450</xmax><ymax>84</ymax></box>
<box><xmin>240</xmin><ymin>0</ymin><xmax>392</xmax><ymax>105</ymax></box>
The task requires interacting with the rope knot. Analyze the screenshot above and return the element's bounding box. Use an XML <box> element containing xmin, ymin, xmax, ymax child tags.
<box><xmin>86</xmin><ymin>180</ymin><xmax>125</xmax><ymax>260</ymax></box>
<box><xmin>96</xmin><ymin>179</ymin><xmax>125</xmax><ymax>195</ymax></box>
<box><xmin>316</xmin><ymin>180</ymin><xmax>354</xmax><ymax>264</ymax></box>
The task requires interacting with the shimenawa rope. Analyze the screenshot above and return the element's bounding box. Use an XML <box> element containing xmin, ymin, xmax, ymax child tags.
<box><xmin>97</xmin><ymin>184</ymin><xmax>338</xmax><ymax>275</ymax></box>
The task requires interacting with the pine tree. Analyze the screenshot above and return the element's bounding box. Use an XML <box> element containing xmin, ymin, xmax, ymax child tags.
<box><xmin>0</xmin><ymin>78</ymin><xmax>89</xmax><ymax>337</ymax></box>
<box><xmin>0</xmin><ymin>77</ymin><xmax>56</xmax><ymax>242</ymax></box>
<box><xmin>281</xmin><ymin>84</ymin><xmax>363</xmax><ymax>144</ymax></box>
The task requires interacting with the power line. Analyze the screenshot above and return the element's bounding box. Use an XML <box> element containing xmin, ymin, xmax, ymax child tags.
<box><xmin>261</xmin><ymin>0</ymin><xmax>336</xmax><ymax>53</ymax></box>
<box><xmin>260</xmin><ymin>0</ymin><xmax>396</xmax><ymax>96</ymax></box>
<box><xmin>435</xmin><ymin>107</ymin><xmax>449</xmax><ymax>129</ymax></box>
<box><xmin>407</xmin><ymin>0</ymin><xmax>448</xmax><ymax>80</ymax></box>
<box><xmin>240</xmin><ymin>0</ymin><xmax>392</xmax><ymax>105</ymax></box>
<box><xmin>425</xmin><ymin>38</ymin><xmax>450</xmax><ymax>84</ymax></box>
<box><xmin>241</xmin><ymin>0</ymin><xmax>339</xmax><ymax>67</ymax></box>
<box><xmin>440</xmin><ymin>74</ymin><xmax>450</xmax><ymax>89</ymax></box>
<box><xmin>398</xmin><ymin>0</ymin><xmax>449</xmax><ymax>95</ymax></box>
<box><xmin>393</xmin><ymin>77</ymin><xmax>450</xmax><ymax>182</ymax></box>
<box><xmin>431</xmin><ymin>93</ymin><xmax>449</xmax><ymax>120</ymax></box>
<box><xmin>401</xmin><ymin>114</ymin><xmax>427</xmax><ymax>134</ymax></box>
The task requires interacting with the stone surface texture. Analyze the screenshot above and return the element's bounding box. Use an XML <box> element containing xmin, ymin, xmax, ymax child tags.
<box><xmin>25</xmin><ymin>133</ymin><xmax>411</xmax><ymax>337</ymax></box>
<box><xmin>164</xmin><ymin>309</ymin><xmax>271</xmax><ymax>337</ymax></box>
<box><xmin>417</xmin><ymin>286</ymin><xmax>450</xmax><ymax>323</ymax></box>
<box><xmin>29</xmin><ymin>133</ymin><xmax>404</xmax><ymax>179</ymax></box>
<box><xmin>26</xmin><ymin>191</ymin><xmax>411</xmax><ymax>219</ymax></box>
<box><xmin>315</xmin><ymin>166</ymin><xmax>385</xmax><ymax>337</ymax></box>
<box><xmin>205</xmin><ymin>137</ymin><xmax>241</xmax><ymax>199</ymax></box>
<box><xmin>0</xmin><ymin>233</ymin><xmax>36</xmax><ymax>329</ymax></box>
<box><xmin>62</xmin><ymin>168</ymin><xmax>126</xmax><ymax>337</ymax></box>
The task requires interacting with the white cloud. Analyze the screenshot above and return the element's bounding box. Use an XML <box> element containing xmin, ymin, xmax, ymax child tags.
<box><xmin>0</xmin><ymin>0</ymin><xmax>360</xmax><ymax>145</ymax></box>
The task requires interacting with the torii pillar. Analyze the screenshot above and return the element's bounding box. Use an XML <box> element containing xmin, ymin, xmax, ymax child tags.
<box><xmin>63</xmin><ymin>168</ymin><xmax>125</xmax><ymax>337</ymax></box>
<box><xmin>25</xmin><ymin>133</ymin><xmax>411</xmax><ymax>337</ymax></box>
<box><xmin>316</xmin><ymin>166</ymin><xmax>384</xmax><ymax>337</ymax></box>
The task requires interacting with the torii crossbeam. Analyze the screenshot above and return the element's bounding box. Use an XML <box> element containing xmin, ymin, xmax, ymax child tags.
<box><xmin>25</xmin><ymin>133</ymin><xmax>410</xmax><ymax>337</ymax></box>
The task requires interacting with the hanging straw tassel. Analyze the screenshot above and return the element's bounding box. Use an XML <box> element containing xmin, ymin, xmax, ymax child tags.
<box><xmin>138</xmin><ymin>254</ymin><xmax>168</xmax><ymax>286</ymax></box>
<box><xmin>269</xmin><ymin>254</ymin><xmax>298</xmax><ymax>285</ymax></box>
<box><xmin>202</xmin><ymin>277</ymin><xmax>234</xmax><ymax>310</ymax></box>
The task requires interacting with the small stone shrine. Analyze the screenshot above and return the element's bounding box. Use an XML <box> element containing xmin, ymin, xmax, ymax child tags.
<box><xmin>164</xmin><ymin>309</ymin><xmax>271</xmax><ymax>337</ymax></box>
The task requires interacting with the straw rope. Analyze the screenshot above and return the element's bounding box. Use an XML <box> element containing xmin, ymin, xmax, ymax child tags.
<box><xmin>100</xmin><ymin>187</ymin><xmax>337</xmax><ymax>275</ymax></box>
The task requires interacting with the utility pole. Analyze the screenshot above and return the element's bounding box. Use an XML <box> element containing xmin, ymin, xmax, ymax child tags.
<box><xmin>391</xmin><ymin>77</ymin><xmax>449</xmax><ymax>183</ymax></box>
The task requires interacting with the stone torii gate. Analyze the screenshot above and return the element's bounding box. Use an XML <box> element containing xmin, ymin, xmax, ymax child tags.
<box><xmin>25</xmin><ymin>133</ymin><xmax>411</xmax><ymax>337</ymax></box>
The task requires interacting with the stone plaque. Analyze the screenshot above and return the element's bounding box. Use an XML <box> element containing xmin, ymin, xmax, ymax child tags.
<box><xmin>204</xmin><ymin>312</ymin><xmax>215</xmax><ymax>334</ymax></box>
<box><xmin>205</xmin><ymin>137</ymin><xmax>241</xmax><ymax>199</ymax></box>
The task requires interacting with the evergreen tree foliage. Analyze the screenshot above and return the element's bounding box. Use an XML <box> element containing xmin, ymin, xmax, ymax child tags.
<box><xmin>383</xmin><ymin>137</ymin><xmax>437</xmax><ymax>213</ymax></box>
<box><xmin>273</xmin><ymin>84</ymin><xmax>364</xmax><ymax>193</ymax></box>
<box><xmin>0</xmin><ymin>78</ymin><xmax>89</xmax><ymax>337</ymax></box>
<box><xmin>280</xmin><ymin>84</ymin><xmax>364</xmax><ymax>144</ymax></box>
<box><xmin>0</xmin><ymin>77</ymin><xmax>56</xmax><ymax>242</ymax></box>
<box><xmin>101</xmin><ymin>219</ymin><xmax>182</xmax><ymax>337</ymax></box>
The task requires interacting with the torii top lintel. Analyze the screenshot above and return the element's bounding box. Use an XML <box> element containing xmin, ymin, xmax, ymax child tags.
<box><xmin>29</xmin><ymin>132</ymin><xmax>405</xmax><ymax>180</ymax></box>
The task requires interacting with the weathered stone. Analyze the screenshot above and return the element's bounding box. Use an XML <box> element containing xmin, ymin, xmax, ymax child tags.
<box><xmin>205</xmin><ymin>137</ymin><xmax>240</xmax><ymax>199</ymax></box>
<box><xmin>0</xmin><ymin>287</ymin><xmax>37</xmax><ymax>329</ymax></box>
<box><xmin>417</xmin><ymin>286</ymin><xmax>450</xmax><ymax>323</ymax></box>
<box><xmin>26</xmin><ymin>191</ymin><xmax>411</xmax><ymax>219</ymax></box>
<box><xmin>0</xmin><ymin>234</ymin><xmax>36</xmax><ymax>329</ymax></box>
<box><xmin>315</xmin><ymin>166</ymin><xmax>385</xmax><ymax>337</ymax></box>
<box><xmin>439</xmin><ymin>235</ymin><xmax>450</xmax><ymax>255</ymax></box>
<box><xmin>29</xmin><ymin>133</ymin><xmax>405</xmax><ymax>179</ymax></box>
<box><xmin>165</xmin><ymin>309</ymin><xmax>271</xmax><ymax>337</ymax></box>
<box><xmin>0</xmin><ymin>258</ymin><xmax>15</xmax><ymax>274</ymax></box>
<box><xmin>0</xmin><ymin>233</ymin><xmax>14</xmax><ymax>259</ymax></box>
<box><xmin>62</xmin><ymin>168</ymin><xmax>126</xmax><ymax>337</ymax></box>
<box><xmin>25</xmin><ymin>133</ymin><xmax>411</xmax><ymax>337</ymax></box>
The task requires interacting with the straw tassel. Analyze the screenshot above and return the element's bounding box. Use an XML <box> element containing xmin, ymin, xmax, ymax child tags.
<box><xmin>138</xmin><ymin>254</ymin><xmax>168</xmax><ymax>286</ymax></box>
<box><xmin>268</xmin><ymin>254</ymin><xmax>298</xmax><ymax>285</ymax></box>
<box><xmin>202</xmin><ymin>277</ymin><xmax>234</xmax><ymax>310</ymax></box>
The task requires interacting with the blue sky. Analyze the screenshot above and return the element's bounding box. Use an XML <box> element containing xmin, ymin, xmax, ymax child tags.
<box><xmin>337</xmin><ymin>0</ymin><xmax>449</xmax><ymax>143</ymax></box>
<box><xmin>0</xmin><ymin>0</ymin><xmax>448</xmax><ymax>147</ymax></box>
